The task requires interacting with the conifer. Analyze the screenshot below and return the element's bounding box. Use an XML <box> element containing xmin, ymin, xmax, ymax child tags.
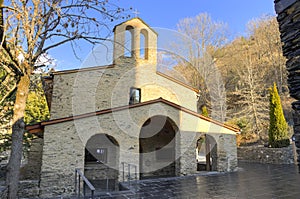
<box><xmin>201</xmin><ymin>105</ymin><xmax>209</xmax><ymax>117</ymax></box>
<box><xmin>268</xmin><ymin>83</ymin><xmax>289</xmax><ymax>148</ymax></box>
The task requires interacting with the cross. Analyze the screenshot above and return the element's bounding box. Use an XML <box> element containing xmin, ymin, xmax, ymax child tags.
<box><xmin>132</xmin><ymin>9</ymin><xmax>140</xmax><ymax>18</ymax></box>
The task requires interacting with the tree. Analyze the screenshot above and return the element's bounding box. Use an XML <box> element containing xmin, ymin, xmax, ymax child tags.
<box><xmin>24</xmin><ymin>75</ymin><xmax>50</xmax><ymax>125</ymax></box>
<box><xmin>217</xmin><ymin>16</ymin><xmax>287</xmax><ymax>140</ymax></box>
<box><xmin>0</xmin><ymin>67</ymin><xmax>16</xmax><ymax>152</ymax></box>
<box><xmin>201</xmin><ymin>105</ymin><xmax>209</xmax><ymax>117</ymax></box>
<box><xmin>246</xmin><ymin>16</ymin><xmax>287</xmax><ymax>94</ymax></box>
<box><xmin>174</xmin><ymin>13</ymin><xmax>229</xmax><ymax>121</ymax></box>
<box><xmin>0</xmin><ymin>1</ymin><xmax>129</xmax><ymax>197</ymax></box>
<box><xmin>268</xmin><ymin>83</ymin><xmax>290</xmax><ymax>148</ymax></box>
<box><xmin>227</xmin><ymin>38</ymin><xmax>268</xmax><ymax>137</ymax></box>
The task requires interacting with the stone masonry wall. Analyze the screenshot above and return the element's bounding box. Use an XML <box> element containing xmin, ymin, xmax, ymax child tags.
<box><xmin>20</xmin><ymin>138</ymin><xmax>43</xmax><ymax>180</ymax></box>
<box><xmin>40</xmin><ymin>100</ymin><xmax>238</xmax><ymax>197</ymax></box>
<box><xmin>40</xmin><ymin>18</ymin><xmax>238</xmax><ymax>197</ymax></box>
<box><xmin>275</xmin><ymin>0</ymin><xmax>300</xmax><ymax>169</ymax></box>
<box><xmin>39</xmin><ymin>121</ymin><xmax>84</xmax><ymax>197</ymax></box>
<box><xmin>40</xmin><ymin>102</ymin><xmax>181</xmax><ymax>197</ymax></box>
<box><xmin>50</xmin><ymin>60</ymin><xmax>197</xmax><ymax>120</ymax></box>
<box><xmin>238</xmin><ymin>145</ymin><xmax>295</xmax><ymax>164</ymax></box>
<box><xmin>49</xmin><ymin>18</ymin><xmax>197</xmax><ymax>121</ymax></box>
<box><xmin>211</xmin><ymin>133</ymin><xmax>238</xmax><ymax>172</ymax></box>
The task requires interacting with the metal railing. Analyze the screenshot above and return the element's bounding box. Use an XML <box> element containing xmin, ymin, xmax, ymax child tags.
<box><xmin>121</xmin><ymin>162</ymin><xmax>138</xmax><ymax>187</ymax></box>
<box><xmin>75</xmin><ymin>168</ymin><xmax>95</xmax><ymax>199</ymax></box>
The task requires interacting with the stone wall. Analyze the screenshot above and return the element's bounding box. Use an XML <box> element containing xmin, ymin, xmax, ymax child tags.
<box><xmin>39</xmin><ymin>101</ymin><xmax>238</xmax><ymax>197</ymax></box>
<box><xmin>238</xmin><ymin>145</ymin><xmax>295</xmax><ymax>164</ymax></box>
<box><xmin>39</xmin><ymin>121</ymin><xmax>84</xmax><ymax>197</ymax></box>
<box><xmin>215</xmin><ymin>133</ymin><xmax>238</xmax><ymax>172</ymax></box>
<box><xmin>275</xmin><ymin>0</ymin><xmax>300</xmax><ymax>169</ymax></box>
<box><xmin>39</xmin><ymin>102</ymin><xmax>181</xmax><ymax>197</ymax></box>
<box><xmin>50</xmin><ymin>61</ymin><xmax>198</xmax><ymax>120</ymax></box>
<box><xmin>20</xmin><ymin>138</ymin><xmax>43</xmax><ymax>180</ymax></box>
<box><xmin>49</xmin><ymin>19</ymin><xmax>197</xmax><ymax>121</ymax></box>
<box><xmin>0</xmin><ymin>180</ymin><xmax>41</xmax><ymax>198</ymax></box>
<box><xmin>39</xmin><ymin>17</ymin><xmax>238</xmax><ymax>197</ymax></box>
<box><xmin>18</xmin><ymin>180</ymin><xmax>40</xmax><ymax>198</ymax></box>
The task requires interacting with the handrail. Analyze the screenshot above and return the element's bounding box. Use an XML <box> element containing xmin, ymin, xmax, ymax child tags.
<box><xmin>75</xmin><ymin>168</ymin><xmax>95</xmax><ymax>199</ymax></box>
<box><xmin>121</xmin><ymin>162</ymin><xmax>138</xmax><ymax>187</ymax></box>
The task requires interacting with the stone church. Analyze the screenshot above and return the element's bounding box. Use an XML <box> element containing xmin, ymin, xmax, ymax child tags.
<box><xmin>27</xmin><ymin>18</ymin><xmax>239</xmax><ymax>197</ymax></box>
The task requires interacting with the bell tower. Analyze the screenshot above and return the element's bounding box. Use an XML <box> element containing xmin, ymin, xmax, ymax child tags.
<box><xmin>113</xmin><ymin>18</ymin><xmax>157</xmax><ymax>66</ymax></box>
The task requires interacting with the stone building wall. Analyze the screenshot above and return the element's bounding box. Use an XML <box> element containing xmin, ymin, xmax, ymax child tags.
<box><xmin>275</xmin><ymin>0</ymin><xmax>300</xmax><ymax>169</ymax></box>
<box><xmin>39</xmin><ymin>102</ymin><xmax>180</xmax><ymax>197</ymax></box>
<box><xmin>20</xmin><ymin>138</ymin><xmax>43</xmax><ymax>180</ymax></box>
<box><xmin>39</xmin><ymin>18</ymin><xmax>238</xmax><ymax>197</ymax></box>
<box><xmin>39</xmin><ymin>101</ymin><xmax>237</xmax><ymax>197</ymax></box>
<box><xmin>49</xmin><ymin>18</ymin><xmax>197</xmax><ymax>121</ymax></box>
<box><xmin>214</xmin><ymin>133</ymin><xmax>238</xmax><ymax>172</ymax></box>
<box><xmin>113</xmin><ymin>18</ymin><xmax>157</xmax><ymax>67</ymax></box>
<box><xmin>39</xmin><ymin>121</ymin><xmax>84</xmax><ymax>197</ymax></box>
<box><xmin>49</xmin><ymin>61</ymin><xmax>198</xmax><ymax>120</ymax></box>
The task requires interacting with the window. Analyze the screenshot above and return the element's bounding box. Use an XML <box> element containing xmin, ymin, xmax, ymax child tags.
<box><xmin>85</xmin><ymin>148</ymin><xmax>107</xmax><ymax>163</ymax></box>
<box><xmin>129</xmin><ymin>87</ymin><xmax>141</xmax><ymax>105</ymax></box>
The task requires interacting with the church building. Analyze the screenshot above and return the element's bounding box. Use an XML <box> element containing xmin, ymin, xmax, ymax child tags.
<box><xmin>27</xmin><ymin>18</ymin><xmax>239</xmax><ymax>197</ymax></box>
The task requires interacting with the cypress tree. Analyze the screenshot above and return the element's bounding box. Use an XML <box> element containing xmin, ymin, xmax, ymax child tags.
<box><xmin>201</xmin><ymin>105</ymin><xmax>209</xmax><ymax>117</ymax></box>
<box><xmin>268</xmin><ymin>83</ymin><xmax>290</xmax><ymax>148</ymax></box>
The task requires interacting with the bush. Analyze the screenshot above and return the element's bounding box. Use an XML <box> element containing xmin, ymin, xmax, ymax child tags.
<box><xmin>269</xmin><ymin>138</ymin><xmax>290</xmax><ymax>148</ymax></box>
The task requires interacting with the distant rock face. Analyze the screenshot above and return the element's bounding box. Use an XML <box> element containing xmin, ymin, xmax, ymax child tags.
<box><xmin>275</xmin><ymin>0</ymin><xmax>300</xmax><ymax>169</ymax></box>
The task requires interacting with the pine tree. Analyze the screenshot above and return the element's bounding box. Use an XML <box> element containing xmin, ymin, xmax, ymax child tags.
<box><xmin>268</xmin><ymin>83</ymin><xmax>290</xmax><ymax>148</ymax></box>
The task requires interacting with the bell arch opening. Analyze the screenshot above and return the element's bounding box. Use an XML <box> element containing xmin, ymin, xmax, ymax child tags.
<box><xmin>140</xmin><ymin>29</ymin><xmax>149</xmax><ymax>59</ymax></box>
<box><xmin>124</xmin><ymin>25</ymin><xmax>134</xmax><ymax>57</ymax></box>
<box><xmin>139</xmin><ymin>115</ymin><xmax>178</xmax><ymax>179</ymax></box>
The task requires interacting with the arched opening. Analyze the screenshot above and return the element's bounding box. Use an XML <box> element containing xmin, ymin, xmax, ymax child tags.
<box><xmin>139</xmin><ymin>116</ymin><xmax>178</xmax><ymax>179</ymax></box>
<box><xmin>84</xmin><ymin>134</ymin><xmax>120</xmax><ymax>191</ymax></box>
<box><xmin>124</xmin><ymin>25</ymin><xmax>134</xmax><ymax>57</ymax></box>
<box><xmin>140</xmin><ymin>29</ymin><xmax>149</xmax><ymax>59</ymax></box>
<box><xmin>196</xmin><ymin>134</ymin><xmax>217</xmax><ymax>171</ymax></box>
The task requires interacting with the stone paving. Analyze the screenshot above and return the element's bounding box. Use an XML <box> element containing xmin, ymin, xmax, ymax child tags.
<box><xmin>79</xmin><ymin>162</ymin><xmax>300</xmax><ymax>199</ymax></box>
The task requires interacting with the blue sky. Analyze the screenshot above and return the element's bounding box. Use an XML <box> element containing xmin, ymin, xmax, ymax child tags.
<box><xmin>51</xmin><ymin>0</ymin><xmax>276</xmax><ymax>70</ymax></box>
<box><xmin>117</xmin><ymin>0</ymin><xmax>276</xmax><ymax>35</ymax></box>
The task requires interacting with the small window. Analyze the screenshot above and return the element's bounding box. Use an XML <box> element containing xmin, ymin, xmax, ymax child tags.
<box><xmin>129</xmin><ymin>87</ymin><xmax>141</xmax><ymax>105</ymax></box>
<box><xmin>85</xmin><ymin>148</ymin><xmax>107</xmax><ymax>163</ymax></box>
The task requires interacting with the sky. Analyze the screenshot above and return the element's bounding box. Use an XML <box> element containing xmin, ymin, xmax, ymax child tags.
<box><xmin>51</xmin><ymin>0</ymin><xmax>276</xmax><ymax>71</ymax></box>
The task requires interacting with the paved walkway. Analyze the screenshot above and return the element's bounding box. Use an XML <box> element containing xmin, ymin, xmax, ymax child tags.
<box><xmin>82</xmin><ymin>162</ymin><xmax>300</xmax><ymax>199</ymax></box>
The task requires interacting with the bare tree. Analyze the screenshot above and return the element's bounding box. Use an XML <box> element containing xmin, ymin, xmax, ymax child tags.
<box><xmin>0</xmin><ymin>0</ymin><xmax>129</xmax><ymax>197</ymax></box>
<box><xmin>220</xmin><ymin>16</ymin><xmax>287</xmax><ymax>140</ymax></box>
<box><xmin>246</xmin><ymin>16</ymin><xmax>287</xmax><ymax>94</ymax></box>
<box><xmin>175</xmin><ymin>13</ymin><xmax>229</xmax><ymax>121</ymax></box>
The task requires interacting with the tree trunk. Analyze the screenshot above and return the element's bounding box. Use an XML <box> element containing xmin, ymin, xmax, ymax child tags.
<box><xmin>0</xmin><ymin>6</ymin><xmax>4</xmax><ymax>43</ymax></box>
<box><xmin>6</xmin><ymin>73</ymin><xmax>30</xmax><ymax>199</ymax></box>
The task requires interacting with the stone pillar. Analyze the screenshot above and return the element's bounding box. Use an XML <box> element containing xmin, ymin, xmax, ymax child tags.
<box><xmin>212</xmin><ymin>133</ymin><xmax>237</xmax><ymax>172</ymax></box>
<box><xmin>275</xmin><ymin>0</ymin><xmax>300</xmax><ymax>171</ymax></box>
<box><xmin>179</xmin><ymin>131</ymin><xmax>198</xmax><ymax>175</ymax></box>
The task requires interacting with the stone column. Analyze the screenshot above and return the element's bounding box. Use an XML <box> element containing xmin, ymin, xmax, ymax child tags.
<box><xmin>275</xmin><ymin>0</ymin><xmax>300</xmax><ymax>171</ymax></box>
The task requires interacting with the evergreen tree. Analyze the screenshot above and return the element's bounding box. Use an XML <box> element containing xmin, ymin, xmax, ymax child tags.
<box><xmin>268</xmin><ymin>83</ymin><xmax>289</xmax><ymax>148</ymax></box>
<box><xmin>201</xmin><ymin>105</ymin><xmax>209</xmax><ymax>117</ymax></box>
